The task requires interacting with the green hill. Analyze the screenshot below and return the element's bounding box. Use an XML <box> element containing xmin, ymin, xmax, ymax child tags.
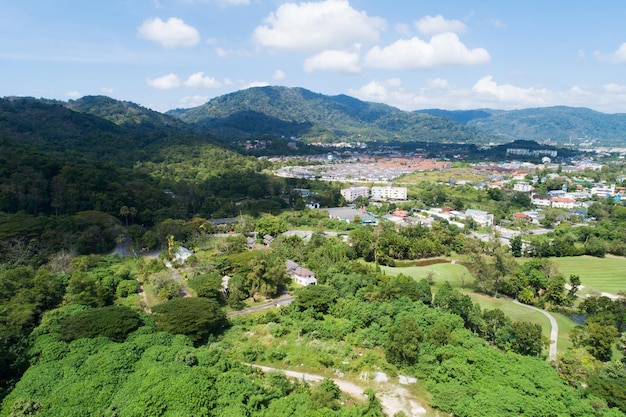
<box><xmin>167</xmin><ymin>86</ymin><xmax>490</xmax><ymax>143</ymax></box>
<box><xmin>417</xmin><ymin>106</ymin><xmax>626</xmax><ymax>145</ymax></box>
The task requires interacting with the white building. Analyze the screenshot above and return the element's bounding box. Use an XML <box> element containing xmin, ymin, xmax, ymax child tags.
<box><xmin>370</xmin><ymin>186</ymin><xmax>408</xmax><ymax>201</ymax></box>
<box><xmin>285</xmin><ymin>260</ymin><xmax>317</xmax><ymax>286</ymax></box>
<box><xmin>465</xmin><ymin>209</ymin><xmax>494</xmax><ymax>227</ymax></box>
<box><xmin>532</xmin><ymin>194</ymin><xmax>552</xmax><ymax>207</ymax></box>
<box><xmin>340</xmin><ymin>186</ymin><xmax>369</xmax><ymax>202</ymax></box>
<box><xmin>551</xmin><ymin>197</ymin><xmax>576</xmax><ymax>209</ymax></box>
<box><xmin>513</xmin><ymin>182</ymin><xmax>532</xmax><ymax>193</ymax></box>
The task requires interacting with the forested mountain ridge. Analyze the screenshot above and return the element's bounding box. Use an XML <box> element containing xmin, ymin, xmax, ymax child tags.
<box><xmin>417</xmin><ymin>106</ymin><xmax>626</xmax><ymax>145</ymax></box>
<box><xmin>167</xmin><ymin>86</ymin><xmax>490</xmax><ymax>143</ymax></box>
<box><xmin>65</xmin><ymin>95</ymin><xmax>192</xmax><ymax>131</ymax></box>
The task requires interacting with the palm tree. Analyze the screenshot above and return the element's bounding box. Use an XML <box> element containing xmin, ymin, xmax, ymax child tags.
<box><xmin>119</xmin><ymin>206</ymin><xmax>130</xmax><ymax>227</ymax></box>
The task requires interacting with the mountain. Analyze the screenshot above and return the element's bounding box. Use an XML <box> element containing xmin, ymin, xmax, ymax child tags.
<box><xmin>167</xmin><ymin>86</ymin><xmax>490</xmax><ymax>143</ymax></box>
<box><xmin>417</xmin><ymin>106</ymin><xmax>626</xmax><ymax>145</ymax></box>
<box><xmin>65</xmin><ymin>95</ymin><xmax>192</xmax><ymax>132</ymax></box>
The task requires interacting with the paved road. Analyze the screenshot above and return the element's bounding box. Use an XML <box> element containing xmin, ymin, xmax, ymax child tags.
<box><xmin>227</xmin><ymin>293</ymin><xmax>295</xmax><ymax>317</ymax></box>
<box><xmin>513</xmin><ymin>300</ymin><xmax>558</xmax><ymax>361</ymax></box>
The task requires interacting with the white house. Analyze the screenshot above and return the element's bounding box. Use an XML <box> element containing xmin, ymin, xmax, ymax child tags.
<box><xmin>513</xmin><ymin>182</ymin><xmax>532</xmax><ymax>193</ymax></box>
<box><xmin>285</xmin><ymin>260</ymin><xmax>317</xmax><ymax>286</ymax></box>
<box><xmin>370</xmin><ymin>186</ymin><xmax>408</xmax><ymax>201</ymax></box>
<box><xmin>465</xmin><ymin>209</ymin><xmax>494</xmax><ymax>227</ymax></box>
<box><xmin>531</xmin><ymin>194</ymin><xmax>552</xmax><ymax>207</ymax></box>
<box><xmin>551</xmin><ymin>197</ymin><xmax>576</xmax><ymax>209</ymax></box>
<box><xmin>340</xmin><ymin>186</ymin><xmax>369</xmax><ymax>202</ymax></box>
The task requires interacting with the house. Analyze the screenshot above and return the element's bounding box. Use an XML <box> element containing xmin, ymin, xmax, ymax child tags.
<box><xmin>465</xmin><ymin>209</ymin><xmax>494</xmax><ymax>227</ymax></box>
<box><xmin>513</xmin><ymin>212</ymin><xmax>532</xmax><ymax>221</ymax></box>
<box><xmin>513</xmin><ymin>182</ymin><xmax>532</xmax><ymax>193</ymax></box>
<box><xmin>263</xmin><ymin>234</ymin><xmax>275</xmax><ymax>246</ymax></box>
<box><xmin>531</xmin><ymin>194</ymin><xmax>552</xmax><ymax>207</ymax></box>
<box><xmin>551</xmin><ymin>197</ymin><xmax>575</xmax><ymax>209</ymax></box>
<box><xmin>285</xmin><ymin>260</ymin><xmax>317</xmax><ymax>286</ymax></box>
<box><xmin>173</xmin><ymin>246</ymin><xmax>193</xmax><ymax>264</ymax></box>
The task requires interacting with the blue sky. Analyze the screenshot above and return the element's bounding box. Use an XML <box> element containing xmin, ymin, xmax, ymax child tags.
<box><xmin>2</xmin><ymin>0</ymin><xmax>626</xmax><ymax>113</ymax></box>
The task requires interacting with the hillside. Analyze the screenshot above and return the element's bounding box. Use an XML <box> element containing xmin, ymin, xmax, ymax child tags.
<box><xmin>167</xmin><ymin>86</ymin><xmax>490</xmax><ymax>143</ymax></box>
<box><xmin>417</xmin><ymin>106</ymin><xmax>626</xmax><ymax>145</ymax></box>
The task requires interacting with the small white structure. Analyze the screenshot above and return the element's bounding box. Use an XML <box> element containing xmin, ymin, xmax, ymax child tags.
<box><xmin>340</xmin><ymin>186</ymin><xmax>369</xmax><ymax>202</ymax></box>
<box><xmin>173</xmin><ymin>246</ymin><xmax>193</xmax><ymax>264</ymax></box>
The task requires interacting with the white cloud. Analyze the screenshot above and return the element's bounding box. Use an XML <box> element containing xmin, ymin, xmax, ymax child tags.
<box><xmin>427</xmin><ymin>78</ymin><xmax>452</xmax><ymax>89</ymax></box>
<box><xmin>304</xmin><ymin>49</ymin><xmax>361</xmax><ymax>73</ymax></box>
<box><xmin>273</xmin><ymin>70</ymin><xmax>286</xmax><ymax>80</ymax></box>
<box><xmin>66</xmin><ymin>91</ymin><xmax>81</xmax><ymax>99</ymax></box>
<box><xmin>100</xmin><ymin>87</ymin><xmax>114</xmax><ymax>94</ymax></box>
<box><xmin>243</xmin><ymin>81</ymin><xmax>270</xmax><ymax>89</ymax></box>
<box><xmin>472</xmin><ymin>76</ymin><xmax>552</xmax><ymax>107</ymax></box>
<box><xmin>252</xmin><ymin>0</ymin><xmax>385</xmax><ymax>51</ymax></box>
<box><xmin>488</xmin><ymin>18</ymin><xmax>506</xmax><ymax>29</ymax></box>
<box><xmin>364</xmin><ymin>33</ymin><xmax>490</xmax><ymax>70</ymax></box>
<box><xmin>595</xmin><ymin>42</ymin><xmax>626</xmax><ymax>63</ymax></box>
<box><xmin>147</xmin><ymin>73</ymin><xmax>181</xmax><ymax>89</ymax></box>
<box><xmin>415</xmin><ymin>15</ymin><xmax>466</xmax><ymax>35</ymax></box>
<box><xmin>184</xmin><ymin>72</ymin><xmax>222</xmax><ymax>88</ymax></box>
<box><xmin>349</xmin><ymin>76</ymin><xmax>626</xmax><ymax>112</ymax></box>
<box><xmin>394</xmin><ymin>23</ymin><xmax>411</xmax><ymax>36</ymax></box>
<box><xmin>137</xmin><ymin>17</ymin><xmax>200</xmax><ymax>48</ymax></box>
<box><xmin>215</xmin><ymin>47</ymin><xmax>228</xmax><ymax>57</ymax></box>
<box><xmin>178</xmin><ymin>95</ymin><xmax>209</xmax><ymax>108</ymax></box>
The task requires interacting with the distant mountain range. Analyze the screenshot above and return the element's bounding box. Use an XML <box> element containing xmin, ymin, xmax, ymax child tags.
<box><xmin>3</xmin><ymin>86</ymin><xmax>626</xmax><ymax>149</ymax></box>
<box><xmin>417</xmin><ymin>106</ymin><xmax>626</xmax><ymax>145</ymax></box>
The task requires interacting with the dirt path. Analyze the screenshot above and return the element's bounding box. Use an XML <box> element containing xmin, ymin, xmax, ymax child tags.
<box><xmin>251</xmin><ymin>365</ymin><xmax>426</xmax><ymax>417</ymax></box>
<box><xmin>513</xmin><ymin>300</ymin><xmax>558</xmax><ymax>361</ymax></box>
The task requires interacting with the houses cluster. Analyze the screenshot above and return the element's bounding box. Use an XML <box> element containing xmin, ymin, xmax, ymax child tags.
<box><xmin>340</xmin><ymin>185</ymin><xmax>408</xmax><ymax>202</ymax></box>
<box><xmin>531</xmin><ymin>184</ymin><xmax>622</xmax><ymax>209</ymax></box>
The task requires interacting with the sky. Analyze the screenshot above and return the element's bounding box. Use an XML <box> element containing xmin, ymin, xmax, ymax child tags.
<box><xmin>2</xmin><ymin>0</ymin><xmax>626</xmax><ymax>114</ymax></box>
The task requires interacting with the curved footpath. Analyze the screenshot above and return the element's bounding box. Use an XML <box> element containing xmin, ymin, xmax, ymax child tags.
<box><xmin>512</xmin><ymin>300</ymin><xmax>558</xmax><ymax>361</ymax></box>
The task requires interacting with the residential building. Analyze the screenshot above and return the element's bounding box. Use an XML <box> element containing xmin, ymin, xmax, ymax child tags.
<box><xmin>370</xmin><ymin>185</ymin><xmax>408</xmax><ymax>201</ymax></box>
<box><xmin>286</xmin><ymin>260</ymin><xmax>317</xmax><ymax>286</ymax></box>
<box><xmin>551</xmin><ymin>197</ymin><xmax>575</xmax><ymax>209</ymax></box>
<box><xmin>513</xmin><ymin>182</ymin><xmax>532</xmax><ymax>193</ymax></box>
<box><xmin>532</xmin><ymin>194</ymin><xmax>552</xmax><ymax>207</ymax></box>
<box><xmin>465</xmin><ymin>209</ymin><xmax>494</xmax><ymax>227</ymax></box>
<box><xmin>340</xmin><ymin>186</ymin><xmax>369</xmax><ymax>202</ymax></box>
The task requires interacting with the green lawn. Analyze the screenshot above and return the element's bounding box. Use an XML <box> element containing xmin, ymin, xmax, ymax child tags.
<box><xmin>381</xmin><ymin>261</ymin><xmax>578</xmax><ymax>354</ymax></box>
<box><xmin>549</xmin><ymin>256</ymin><xmax>626</xmax><ymax>296</ymax></box>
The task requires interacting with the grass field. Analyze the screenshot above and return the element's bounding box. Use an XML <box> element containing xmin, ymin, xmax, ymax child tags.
<box><xmin>381</xmin><ymin>260</ymin><xmax>577</xmax><ymax>354</ymax></box>
<box><xmin>548</xmin><ymin>256</ymin><xmax>626</xmax><ymax>296</ymax></box>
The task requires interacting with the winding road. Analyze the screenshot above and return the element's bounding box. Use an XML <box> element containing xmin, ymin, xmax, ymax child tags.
<box><xmin>512</xmin><ymin>300</ymin><xmax>558</xmax><ymax>361</ymax></box>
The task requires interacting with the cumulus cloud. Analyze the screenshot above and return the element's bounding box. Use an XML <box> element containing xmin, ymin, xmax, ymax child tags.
<box><xmin>415</xmin><ymin>15</ymin><xmax>466</xmax><ymax>35</ymax></box>
<box><xmin>178</xmin><ymin>95</ymin><xmax>209</xmax><ymax>108</ymax></box>
<box><xmin>66</xmin><ymin>91</ymin><xmax>81</xmax><ymax>99</ymax></box>
<box><xmin>595</xmin><ymin>42</ymin><xmax>626</xmax><ymax>63</ymax></box>
<box><xmin>349</xmin><ymin>76</ymin><xmax>626</xmax><ymax>112</ymax></box>
<box><xmin>137</xmin><ymin>17</ymin><xmax>200</xmax><ymax>47</ymax></box>
<box><xmin>252</xmin><ymin>0</ymin><xmax>385</xmax><ymax>51</ymax></box>
<box><xmin>273</xmin><ymin>69</ymin><xmax>286</xmax><ymax>80</ymax></box>
<box><xmin>304</xmin><ymin>49</ymin><xmax>361</xmax><ymax>73</ymax></box>
<box><xmin>243</xmin><ymin>81</ymin><xmax>270</xmax><ymax>89</ymax></box>
<box><xmin>364</xmin><ymin>33</ymin><xmax>490</xmax><ymax>70</ymax></box>
<box><xmin>147</xmin><ymin>73</ymin><xmax>181</xmax><ymax>89</ymax></box>
<box><xmin>184</xmin><ymin>72</ymin><xmax>222</xmax><ymax>88</ymax></box>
